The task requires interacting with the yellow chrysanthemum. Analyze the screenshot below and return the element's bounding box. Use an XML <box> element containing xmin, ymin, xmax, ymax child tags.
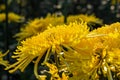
<box><xmin>0</xmin><ymin>51</ymin><xmax>9</xmax><ymax>67</ymax></box>
<box><xmin>67</xmin><ymin>14</ymin><xmax>102</xmax><ymax>25</ymax></box>
<box><xmin>62</xmin><ymin>22</ymin><xmax>120</xmax><ymax>80</ymax></box>
<box><xmin>15</xmin><ymin>14</ymin><xmax>102</xmax><ymax>41</ymax></box>
<box><xmin>82</xmin><ymin>22</ymin><xmax>120</xmax><ymax>79</ymax></box>
<box><xmin>61</xmin><ymin>36</ymin><xmax>102</xmax><ymax>80</ymax></box>
<box><xmin>86</xmin><ymin>45</ymin><xmax>120</xmax><ymax>79</ymax></box>
<box><xmin>0</xmin><ymin>13</ymin><xmax>6</xmax><ymax>22</ymax></box>
<box><xmin>14</xmin><ymin>14</ymin><xmax>64</xmax><ymax>41</ymax></box>
<box><xmin>91</xmin><ymin>22</ymin><xmax>120</xmax><ymax>49</ymax></box>
<box><xmin>5</xmin><ymin>22</ymin><xmax>89</xmax><ymax>79</ymax></box>
<box><xmin>63</xmin><ymin>37</ymin><xmax>120</xmax><ymax>79</ymax></box>
<box><xmin>0</xmin><ymin>12</ymin><xmax>24</xmax><ymax>22</ymax></box>
<box><xmin>89</xmin><ymin>22</ymin><xmax>120</xmax><ymax>64</ymax></box>
<box><xmin>92</xmin><ymin>22</ymin><xmax>120</xmax><ymax>34</ymax></box>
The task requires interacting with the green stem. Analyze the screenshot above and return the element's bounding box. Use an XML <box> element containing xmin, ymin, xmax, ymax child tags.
<box><xmin>59</xmin><ymin>54</ymin><xmax>69</xmax><ymax>68</ymax></box>
<box><xmin>42</xmin><ymin>48</ymin><xmax>51</xmax><ymax>65</ymax></box>
<box><xmin>105</xmin><ymin>63</ymin><xmax>113</xmax><ymax>80</ymax></box>
<box><xmin>34</xmin><ymin>56</ymin><xmax>42</xmax><ymax>80</ymax></box>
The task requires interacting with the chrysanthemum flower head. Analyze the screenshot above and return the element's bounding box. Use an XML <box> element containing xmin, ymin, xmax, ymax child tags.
<box><xmin>14</xmin><ymin>14</ymin><xmax>64</xmax><ymax>41</ymax></box>
<box><xmin>5</xmin><ymin>21</ymin><xmax>89</xmax><ymax>79</ymax></box>
<box><xmin>90</xmin><ymin>22</ymin><xmax>120</xmax><ymax>64</ymax></box>
<box><xmin>67</xmin><ymin>14</ymin><xmax>103</xmax><ymax>25</ymax></box>
<box><xmin>91</xmin><ymin>22</ymin><xmax>120</xmax><ymax>49</ymax></box>
<box><xmin>61</xmin><ymin>22</ymin><xmax>120</xmax><ymax>79</ymax></box>
<box><xmin>15</xmin><ymin>14</ymin><xmax>102</xmax><ymax>41</ymax></box>
<box><xmin>81</xmin><ymin>22</ymin><xmax>120</xmax><ymax>79</ymax></box>
<box><xmin>62</xmin><ymin>36</ymin><xmax>103</xmax><ymax>80</ymax></box>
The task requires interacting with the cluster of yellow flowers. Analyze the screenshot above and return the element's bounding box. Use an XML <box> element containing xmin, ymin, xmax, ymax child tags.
<box><xmin>14</xmin><ymin>14</ymin><xmax>64</xmax><ymax>41</ymax></box>
<box><xmin>5</xmin><ymin>21</ymin><xmax>89</xmax><ymax>80</ymax></box>
<box><xmin>14</xmin><ymin>14</ymin><xmax>102</xmax><ymax>41</ymax></box>
<box><xmin>0</xmin><ymin>3</ymin><xmax>24</xmax><ymax>23</ymax></box>
<box><xmin>64</xmin><ymin>22</ymin><xmax>120</xmax><ymax>80</ymax></box>
<box><xmin>1</xmin><ymin>13</ymin><xmax>120</xmax><ymax>80</ymax></box>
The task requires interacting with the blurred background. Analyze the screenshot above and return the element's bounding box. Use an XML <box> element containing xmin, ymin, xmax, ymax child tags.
<box><xmin>0</xmin><ymin>0</ymin><xmax>120</xmax><ymax>80</ymax></box>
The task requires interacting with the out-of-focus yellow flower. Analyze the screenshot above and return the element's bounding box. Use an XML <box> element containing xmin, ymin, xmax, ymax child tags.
<box><xmin>0</xmin><ymin>12</ymin><xmax>24</xmax><ymax>22</ymax></box>
<box><xmin>0</xmin><ymin>51</ymin><xmax>9</xmax><ymax>67</ymax></box>
<box><xmin>0</xmin><ymin>4</ymin><xmax>5</xmax><ymax>10</ymax></box>
<box><xmin>0</xmin><ymin>13</ymin><xmax>6</xmax><ymax>22</ymax></box>
<box><xmin>5</xmin><ymin>22</ymin><xmax>89</xmax><ymax>80</ymax></box>
<box><xmin>14</xmin><ymin>14</ymin><xmax>64</xmax><ymax>41</ymax></box>
<box><xmin>8</xmin><ymin>12</ymin><xmax>24</xmax><ymax>22</ymax></box>
<box><xmin>67</xmin><ymin>14</ymin><xmax>102</xmax><ymax>25</ymax></box>
<box><xmin>111</xmin><ymin>0</ymin><xmax>120</xmax><ymax>5</ymax></box>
